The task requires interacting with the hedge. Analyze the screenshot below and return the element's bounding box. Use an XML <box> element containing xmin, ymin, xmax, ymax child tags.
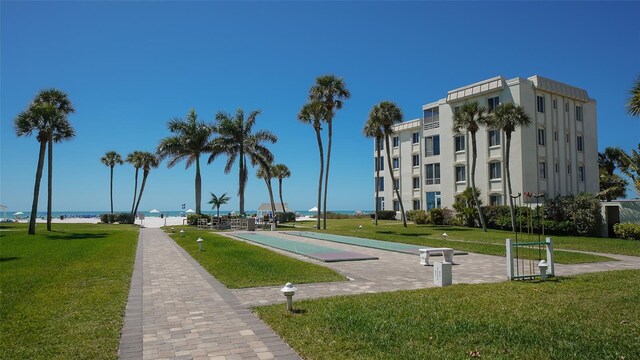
<box><xmin>613</xmin><ymin>223</ymin><xmax>640</xmax><ymax>240</ymax></box>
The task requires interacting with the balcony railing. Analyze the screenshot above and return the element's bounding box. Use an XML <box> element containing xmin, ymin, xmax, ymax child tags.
<box><xmin>424</xmin><ymin>121</ymin><xmax>440</xmax><ymax>130</ymax></box>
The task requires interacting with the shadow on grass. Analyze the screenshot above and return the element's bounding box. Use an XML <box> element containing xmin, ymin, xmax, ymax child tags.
<box><xmin>47</xmin><ymin>232</ymin><xmax>109</xmax><ymax>240</ymax></box>
<box><xmin>430</xmin><ymin>226</ymin><xmax>474</xmax><ymax>232</ymax></box>
<box><xmin>376</xmin><ymin>231</ymin><xmax>429</xmax><ymax>237</ymax></box>
<box><xmin>0</xmin><ymin>257</ymin><xmax>19</xmax><ymax>262</ymax></box>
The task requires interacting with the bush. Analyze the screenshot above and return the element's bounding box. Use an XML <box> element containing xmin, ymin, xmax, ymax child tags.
<box><xmin>453</xmin><ymin>188</ymin><xmax>482</xmax><ymax>227</ymax></box>
<box><xmin>481</xmin><ymin>205</ymin><xmax>511</xmax><ymax>230</ymax></box>
<box><xmin>406</xmin><ymin>210</ymin><xmax>425</xmax><ymax>222</ymax></box>
<box><xmin>406</xmin><ymin>210</ymin><xmax>429</xmax><ymax>224</ymax></box>
<box><xmin>613</xmin><ymin>223</ymin><xmax>640</xmax><ymax>240</ymax></box>
<box><xmin>276</xmin><ymin>212</ymin><xmax>296</xmax><ymax>223</ymax></box>
<box><xmin>100</xmin><ymin>213</ymin><xmax>115</xmax><ymax>223</ymax></box>
<box><xmin>187</xmin><ymin>214</ymin><xmax>209</xmax><ymax>225</ymax></box>
<box><xmin>370</xmin><ymin>210</ymin><xmax>397</xmax><ymax>221</ymax></box>
<box><xmin>428</xmin><ymin>208</ymin><xmax>444</xmax><ymax>225</ymax></box>
<box><xmin>116</xmin><ymin>213</ymin><xmax>135</xmax><ymax>224</ymax></box>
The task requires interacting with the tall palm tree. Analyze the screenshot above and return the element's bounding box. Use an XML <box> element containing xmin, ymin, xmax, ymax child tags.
<box><xmin>628</xmin><ymin>75</ymin><xmax>640</xmax><ymax>117</ymax></box>
<box><xmin>271</xmin><ymin>163</ymin><xmax>291</xmax><ymax>213</ymax></box>
<box><xmin>487</xmin><ymin>103</ymin><xmax>531</xmax><ymax>232</ymax></box>
<box><xmin>101</xmin><ymin>151</ymin><xmax>123</xmax><ymax>214</ymax></box>
<box><xmin>126</xmin><ymin>151</ymin><xmax>144</xmax><ymax>215</ymax></box>
<box><xmin>453</xmin><ymin>101</ymin><xmax>490</xmax><ymax>232</ymax></box>
<box><xmin>32</xmin><ymin>89</ymin><xmax>75</xmax><ymax>231</ymax></box>
<box><xmin>298</xmin><ymin>101</ymin><xmax>327</xmax><ymax>230</ymax></box>
<box><xmin>208</xmin><ymin>192</ymin><xmax>230</xmax><ymax>217</ymax></box>
<box><xmin>615</xmin><ymin>144</ymin><xmax>640</xmax><ymax>196</ymax></box>
<box><xmin>132</xmin><ymin>152</ymin><xmax>159</xmax><ymax>216</ymax></box>
<box><xmin>309</xmin><ymin>74</ymin><xmax>351</xmax><ymax>229</ymax></box>
<box><xmin>14</xmin><ymin>103</ymin><xmax>72</xmax><ymax>235</ymax></box>
<box><xmin>256</xmin><ymin>162</ymin><xmax>277</xmax><ymax>221</ymax></box>
<box><xmin>363</xmin><ymin>116</ymin><xmax>385</xmax><ymax>226</ymax></box>
<box><xmin>209</xmin><ymin>109</ymin><xmax>277</xmax><ymax>215</ymax></box>
<box><xmin>369</xmin><ymin>101</ymin><xmax>407</xmax><ymax>227</ymax></box>
<box><xmin>157</xmin><ymin>109</ymin><xmax>213</xmax><ymax>214</ymax></box>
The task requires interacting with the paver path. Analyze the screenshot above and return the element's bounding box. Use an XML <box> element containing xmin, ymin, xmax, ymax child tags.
<box><xmin>119</xmin><ymin>228</ymin><xmax>300</xmax><ymax>360</ymax></box>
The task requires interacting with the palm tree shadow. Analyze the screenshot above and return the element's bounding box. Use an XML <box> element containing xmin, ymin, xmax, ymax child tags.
<box><xmin>376</xmin><ymin>230</ymin><xmax>429</xmax><ymax>237</ymax></box>
<box><xmin>47</xmin><ymin>232</ymin><xmax>109</xmax><ymax>240</ymax></box>
<box><xmin>0</xmin><ymin>257</ymin><xmax>19</xmax><ymax>262</ymax></box>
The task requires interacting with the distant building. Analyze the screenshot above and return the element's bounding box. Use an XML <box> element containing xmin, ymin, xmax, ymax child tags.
<box><xmin>373</xmin><ymin>75</ymin><xmax>598</xmax><ymax>212</ymax></box>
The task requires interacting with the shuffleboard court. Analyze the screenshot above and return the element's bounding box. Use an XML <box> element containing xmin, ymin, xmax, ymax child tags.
<box><xmin>231</xmin><ymin>233</ymin><xmax>378</xmax><ymax>262</ymax></box>
<box><xmin>290</xmin><ymin>231</ymin><xmax>467</xmax><ymax>256</ymax></box>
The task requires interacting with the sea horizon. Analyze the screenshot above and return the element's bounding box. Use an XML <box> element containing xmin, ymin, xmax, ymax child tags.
<box><xmin>5</xmin><ymin>209</ymin><xmax>374</xmax><ymax>219</ymax></box>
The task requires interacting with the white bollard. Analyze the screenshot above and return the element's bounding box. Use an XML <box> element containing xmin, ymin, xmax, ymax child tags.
<box><xmin>433</xmin><ymin>261</ymin><xmax>452</xmax><ymax>287</ymax></box>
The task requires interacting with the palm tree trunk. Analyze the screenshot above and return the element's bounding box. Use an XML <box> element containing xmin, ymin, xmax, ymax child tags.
<box><xmin>323</xmin><ymin>121</ymin><xmax>332</xmax><ymax>229</ymax></box>
<box><xmin>47</xmin><ymin>139</ymin><xmax>52</xmax><ymax>231</ymax></box>
<box><xmin>195</xmin><ymin>156</ymin><xmax>201</xmax><ymax>214</ymax></box>
<box><xmin>28</xmin><ymin>140</ymin><xmax>47</xmax><ymax>235</ymax></box>
<box><xmin>133</xmin><ymin>171</ymin><xmax>148</xmax><ymax>217</ymax></box>
<box><xmin>470</xmin><ymin>132</ymin><xmax>487</xmax><ymax>231</ymax></box>
<box><xmin>384</xmin><ymin>137</ymin><xmax>407</xmax><ymax>227</ymax></box>
<box><xmin>278</xmin><ymin>178</ymin><xmax>285</xmax><ymax>214</ymax></box>
<box><xmin>238</xmin><ymin>151</ymin><xmax>245</xmax><ymax>215</ymax></box>
<box><xmin>216</xmin><ymin>206</ymin><xmax>220</xmax><ymax>218</ymax></box>
<box><xmin>265</xmin><ymin>177</ymin><xmax>277</xmax><ymax>226</ymax></box>
<box><xmin>374</xmin><ymin>139</ymin><xmax>380</xmax><ymax>226</ymax></box>
<box><xmin>505</xmin><ymin>133</ymin><xmax>516</xmax><ymax>232</ymax></box>
<box><xmin>110</xmin><ymin>166</ymin><xmax>114</xmax><ymax>214</ymax></box>
<box><xmin>131</xmin><ymin>168</ymin><xmax>139</xmax><ymax>215</ymax></box>
<box><xmin>314</xmin><ymin>127</ymin><xmax>324</xmax><ymax>230</ymax></box>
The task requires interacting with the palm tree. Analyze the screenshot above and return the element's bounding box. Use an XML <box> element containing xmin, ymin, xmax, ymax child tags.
<box><xmin>597</xmin><ymin>170</ymin><xmax>627</xmax><ymax>201</ymax></box>
<box><xmin>132</xmin><ymin>152</ymin><xmax>159</xmax><ymax>216</ymax></box>
<box><xmin>616</xmin><ymin>144</ymin><xmax>640</xmax><ymax>196</ymax></box>
<box><xmin>298</xmin><ymin>101</ymin><xmax>327</xmax><ymax>230</ymax></box>
<box><xmin>208</xmin><ymin>192</ymin><xmax>230</xmax><ymax>217</ymax></box>
<box><xmin>256</xmin><ymin>162</ymin><xmax>277</xmax><ymax>221</ymax></box>
<box><xmin>126</xmin><ymin>151</ymin><xmax>144</xmax><ymax>215</ymax></box>
<box><xmin>453</xmin><ymin>101</ymin><xmax>490</xmax><ymax>232</ymax></box>
<box><xmin>363</xmin><ymin>115</ymin><xmax>385</xmax><ymax>226</ymax></box>
<box><xmin>32</xmin><ymin>89</ymin><xmax>76</xmax><ymax>231</ymax></box>
<box><xmin>209</xmin><ymin>109</ymin><xmax>277</xmax><ymax>215</ymax></box>
<box><xmin>101</xmin><ymin>151</ymin><xmax>123</xmax><ymax>214</ymax></box>
<box><xmin>628</xmin><ymin>76</ymin><xmax>640</xmax><ymax>117</ymax></box>
<box><xmin>309</xmin><ymin>75</ymin><xmax>351</xmax><ymax>229</ymax></box>
<box><xmin>369</xmin><ymin>101</ymin><xmax>407</xmax><ymax>227</ymax></box>
<box><xmin>487</xmin><ymin>103</ymin><xmax>531</xmax><ymax>232</ymax></box>
<box><xmin>271</xmin><ymin>163</ymin><xmax>291</xmax><ymax>213</ymax></box>
<box><xmin>157</xmin><ymin>109</ymin><xmax>213</xmax><ymax>215</ymax></box>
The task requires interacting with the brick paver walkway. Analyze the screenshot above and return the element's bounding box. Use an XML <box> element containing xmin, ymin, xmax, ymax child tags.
<box><xmin>120</xmin><ymin>228</ymin><xmax>300</xmax><ymax>360</ymax></box>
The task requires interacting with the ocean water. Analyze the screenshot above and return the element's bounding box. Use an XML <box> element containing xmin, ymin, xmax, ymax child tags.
<box><xmin>6</xmin><ymin>210</ymin><xmax>373</xmax><ymax>219</ymax></box>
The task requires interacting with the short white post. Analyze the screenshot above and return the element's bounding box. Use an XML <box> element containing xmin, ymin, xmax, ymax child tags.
<box><xmin>433</xmin><ymin>261</ymin><xmax>452</xmax><ymax>287</ymax></box>
<box><xmin>197</xmin><ymin>237</ymin><xmax>204</xmax><ymax>251</ymax></box>
<box><xmin>506</xmin><ymin>238</ymin><xmax>514</xmax><ymax>280</ymax></box>
<box><xmin>538</xmin><ymin>260</ymin><xmax>548</xmax><ymax>281</ymax></box>
<box><xmin>280</xmin><ymin>283</ymin><xmax>297</xmax><ymax>312</ymax></box>
<box><xmin>545</xmin><ymin>237</ymin><xmax>555</xmax><ymax>277</ymax></box>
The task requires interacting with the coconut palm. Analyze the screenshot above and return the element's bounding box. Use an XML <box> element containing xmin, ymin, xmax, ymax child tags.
<box><xmin>363</xmin><ymin>117</ymin><xmax>384</xmax><ymax>226</ymax></box>
<box><xmin>271</xmin><ymin>163</ymin><xmax>291</xmax><ymax>213</ymax></box>
<box><xmin>453</xmin><ymin>101</ymin><xmax>490</xmax><ymax>232</ymax></box>
<box><xmin>132</xmin><ymin>152</ymin><xmax>159</xmax><ymax>216</ymax></box>
<box><xmin>628</xmin><ymin>76</ymin><xmax>640</xmax><ymax>117</ymax></box>
<box><xmin>256</xmin><ymin>162</ymin><xmax>277</xmax><ymax>221</ymax></box>
<box><xmin>616</xmin><ymin>144</ymin><xmax>640</xmax><ymax>196</ymax></box>
<box><xmin>14</xmin><ymin>102</ymin><xmax>73</xmax><ymax>235</ymax></box>
<box><xmin>298</xmin><ymin>101</ymin><xmax>327</xmax><ymax>230</ymax></box>
<box><xmin>209</xmin><ymin>109</ymin><xmax>277</xmax><ymax>215</ymax></box>
<box><xmin>487</xmin><ymin>103</ymin><xmax>531</xmax><ymax>232</ymax></box>
<box><xmin>208</xmin><ymin>192</ymin><xmax>230</xmax><ymax>217</ymax></box>
<box><xmin>157</xmin><ymin>109</ymin><xmax>213</xmax><ymax>214</ymax></box>
<box><xmin>126</xmin><ymin>151</ymin><xmax>144</xmax><ymax>215</ymax></box>
<box><xmin>101</xmin><ymin>151</ymin><xmax>123</xmax><ymax>214</ymax></box>
<box><xmin>309</xmin><ymin>74</ymin><xmax>351</xmax><ymax>229</ymax></box>
<box><xmin>597</xmin><ymin>170</ymin><xmax>627</xmax><ymax>201</ymax></box>
<box><xmin>368</xmin><ymin>101</ymin><xmax>407</xmax><ymax>227</ymax></box>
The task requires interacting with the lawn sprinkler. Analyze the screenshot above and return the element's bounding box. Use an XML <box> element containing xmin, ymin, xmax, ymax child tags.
<box><xmin>280</xmin><ymin>282</ymin><xmax>297</xmax><ymax>312</ymax></box>
<box><xmin>197</xmin><ymin>237</ymin><xmax>204</xmax><ymax>251</ymax></box>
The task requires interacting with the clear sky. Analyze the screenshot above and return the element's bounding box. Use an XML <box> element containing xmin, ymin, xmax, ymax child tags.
<box><xmin>1</xmin><ymin>1</ymin><xmax>639</xmax><ymax>213</ymax></box>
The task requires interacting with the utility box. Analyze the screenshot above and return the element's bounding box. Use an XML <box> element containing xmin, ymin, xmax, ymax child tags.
<box><xmin>433</xmin><ymin>262</ymin><xmax>452</xmax><ymax>287</ymax></box>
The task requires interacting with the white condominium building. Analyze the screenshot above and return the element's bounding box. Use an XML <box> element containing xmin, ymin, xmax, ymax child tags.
<box><xmin>373</xmin><ymin>75</ymin><xmax>598</xmax><ymax>212</ymax></box>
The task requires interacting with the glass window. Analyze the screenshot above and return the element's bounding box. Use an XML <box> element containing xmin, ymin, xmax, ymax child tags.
<box><xmin>393</xmin><ymin>200</ymin><xmax>399</xmax><ymax>212</ymax></box>
<box><xmin>394</xmin><ymin>178</ymin><xmax>400</xmax><ymax>190</ymax></box>
<box><xmin>425</xmin><ymin>163</ymin><xmax>441</xmax><ymax>185</ymax></box>
<box><xmin>412</xmin><ymin>132</ymin><xmax>420</xmax><ymax>144</ymax></box>
<box><xmin>375</xmin><ymin>156</ymin><xmax>384</xmax><ymax>171</ymax></box>
<box><xmin>423</xmin><ymin>107</ymin><xmax>440</xmax><ymax>129</ymax></box>
<box><xmin>554</xmin><ymin>131</ymin><xmax>558</xmax><ymax>141</ymax></box>
<box><xmin>425</xmin><ymin>135</ymin><xmax>440</xmax><ymax>156</ymax></box>
<box><xmin>539</xmin><ymin>162</ymin><xmax>547</xmax><ymax>179</ymax></box>
<box><xmin>426</xmin><ymin>191</ymin><xmax>441</xmax><ymax>210</ymax></box>
<box><xmin>376</xmin><ymin>177</ymin><xmax>384</xmax><ymax>191</ymax></box>
<box><xmin>578</xmin><ymin>166</ymin><xmax>585</xmax><ymax>182</ymax></box>
<box><xmin>566</xmin><ymin>133</ymin><xmax>570</xmax><ymax>143</ymax></box>
<box><xmin>392</xmin><ymin>158</ymin><xmax>399</xmax><ymax>169</ymax></box>
<box><xmin>455</xmin><ymin>135</ymin><xmax>465</xmax><ymax>152</ymax></box>
<box><xmin>489</xmin><ymin>162</ymin><xmax>501</xmax><ymax>180</ymax></box>
<box><xmin>577</xmin><ymin>136</ymin><xmax>584</xmax><ymax>152</ymax></box>
<box><xmin>555</xmin><ymin>162</ymin><xmax>559</xmax><ymax>173</ymax></box>
<box><xmin>537</xmin><ymin>95</ymin><xmax>545</xmax><ymax>113</ymax></box>
<box><xmin>490</xmin><ymin>194</ymin><xmax>502</xmax><ymax>206</ymax></box>
<box><xmin>567</xmin><ymin>164</ymin><xmax>572</xmax><ymax>174</ymax></box>
<box><xmin>412</xmin><ymin>154</ymin><xmax>420</xmax><ymax>167</ymax></box>
<box><xmin>455</xmin><ymin>165</ymin><xmax>466</xmax><ymax>182</ymax></box>
<box><xmin>413</xmin><ymin>177</ymin><xmax>420</xmax><ymax>189</ymax></box>
<box><xmin>376</xmin><ymin>138</ymin><xmax>384</xmax><ymax>151</ymax></box>
<box><xmin>413</xmin><ymin>200</ymin><xmax>420</xmax><ymax>210</ymax></box>
<box><xmin>488</xmin><ymin>129</ymin><xmax>500</xmax><ymax>147</ymax></box>
<box><xmin>538</xmin><ymin>128</ymin><xmax>546</xmax><ymax>146</ymax></box>
<box><xmin>487</xmin><ymin>96</ymin><xmax>500</xmax><ymax>113</ymax></box>
<box><xmin>392</xmin><ymin>136</ymin><xmax>399</xmax><ymax>148</ymax></box>
<box><xmin>376</xmin><ymin>197</ymin><xmax>384</xmax><ymax>211</ymax></box>
<box><xmin>565</xmin><ymin>102</ymin><xmax>569</xmax><ymax>112</ymax></box>
<box><xmin>553</xmin><ymin>99</ymin><xmax>557</xmax><ymax>109</ymax></box>
<box><xmin>576</xmin><ymin>106</ymin><xmax>583</xmax><ymax>121</ymax></box>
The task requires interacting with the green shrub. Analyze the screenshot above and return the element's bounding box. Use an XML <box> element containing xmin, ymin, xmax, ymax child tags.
<box><xmin>99</xmin><ymin>213</ymin><xmax>112</xmax><ymax>223</ymax></box>
<box><xmin>613</xmin><ymin>223</ymin><xmax>640</xmax><ymax>240</ymax></box>
<box><xmin>276</xmin><ymin>212</ymin><xmax>296</xmax><ymax>222</ymax></box>
<box><xmin>453</xmin><ymin>188</ymin><xmax>482</xmax><ymax>227</ymax></box>
<box><xmin>406</xmin><ymin>210</ymin><xmax>425</xmax><ymax>222</ymax></box>
<box><xmin>482</xmin><ymin>205</ymin><xmax>511</xmax><ymax>230</ymax></box>
<box><xmin>116</xmin><ymin>213</ymin><xmax>135</xmax><ymax>224</ymax></box>
<box><xmin>428</xmin><ymin>208</ymin><xmax>444</xmax><ymax>225</ymax></box>
<box><xmin>540</xmin><ymin>194</ymin><xmax>603</xmax><ymax>237</ymax></box>
<box><xmin>413</xmin><ymin>211</ymin><xmax>429</xmax><ymax>224</ymax></box>
<box><xmin>187</xmin><ymin>214</ymin><xmax>209</xmax><ymax>225</ymax></box>
<box><xmin>371</xmin><ymin>210</ymin><xmax>397</xmax><ymax>220</ymax></box>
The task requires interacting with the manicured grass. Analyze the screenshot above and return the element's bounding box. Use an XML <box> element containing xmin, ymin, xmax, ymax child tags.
<box><xmin>287</xmin><ymin>219</ymin><xmax>629</xmax><ymax>263</ymax></box>
<box><xmin>0</xmin><ymin>223</ymin><xmax>138</xmax><ymax>360</ymax></box>
<box><xmin>168</xmin><ymin>227</ymin><xmax>346</xmax><ymax>288</ymax></box>
<box><xmin>255</xmin><ymin>270</ymin><xmax>640</xmax><ymax>359</ymax></box>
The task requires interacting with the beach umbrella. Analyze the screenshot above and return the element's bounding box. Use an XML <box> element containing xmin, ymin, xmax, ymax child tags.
<box><xmin>13</xmin><ymin>211</ymin><xmax>24</xmax><ymax>215</ymax></box>
<box><xmin>186</xmin><ymin>209</ymin><xmax>195</xmax><ymax>214</ymax></box>
<box><xmin>150</xmin><ymin>209</ymin><xmax>160</xmax><ymax>213</ymax></box>
<box><xmin>308</xmin><ymin>206</ymin><xmax>318</xmax><ymax>212</ymax></box>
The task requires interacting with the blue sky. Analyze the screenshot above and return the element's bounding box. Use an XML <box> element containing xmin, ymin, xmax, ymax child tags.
<box><xmin>1</xmin><ymin>1</ymin><xmax>639</xmax><ymax>213</ymax></box>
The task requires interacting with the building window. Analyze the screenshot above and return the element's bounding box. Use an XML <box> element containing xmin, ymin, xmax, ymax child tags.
<box><xmin>578</xmin><ymin>166</ymin><xmax>585</xmax><ymax>182</ymax></box>
<box><xmin>376</xmin><ymin>197</ymin><xmax>384</xmax><ymax>210</ymax></box>
<box><xmin>392</xmin><ymin>158</ymin><xmax>399</xmax><ymax>169</ymax></box>
<box><xmin>554</xmin><ymin>131</ymin><xmax>558</xmax><ymax>141</ymax></box>
<box><xmin>376</xmin><ymin>138</ymin><xmax>384</xmax><ymax>151</ymax></box>
<box><xmin>489</xmin><ymin>194</ymin><xmax>502</xmax><ymax>206</ymax></box>
<box><xmin>375</xmin><ymin>156</ymin><xmax>384</xmax><ymax>171</ymax></box>
<box><xmin>425</xmin><ymin>163</ymin><xmax>441</xmax><ymax>185</ymax></box>
<box><xmin>489</xmin><ymin>162</ymin><xmax>501</xmax><ymax>180</ymax></box>
<box><xmin>487</xmin><ymin>96</ymin><xmax>500</xmax><ymax>113</ymax></box>
<box><xmin>553</xmin><ymin>99</ymin><xmax>557</xmax><ymax>109</ymax></box>
<box><xmin>488</xmin><ymin>129</ymin><xmax>500</xmax><ymax>147</ymax></box>
<box><xmin>539</xmin><ymin>161</ymin><xmax>547</xmax><ymax>179</ymax></box>
<box><xmin>576</xmin><ymin>106</ymin><xmax>583</xmax><ymax>121</ymax></box>
<box><xmin>537</xmin><ymin>95</ymin><xmax>545</xmax><ymax>113</ymax></box>
<box><xmin>455</xmin><ymin>165</ymin><xmax>466</xmax><ymax>182</ymax></box>
<box><xmin>425</xmin><ymin>135</ymin><xmax>440</xmax><ymax>156</ymax></box>
<box><xmin>567</xmin><ymin>164</ymin><xmax>572</xmax><ymax>174</ymax></box>
<box><xmin>538</xmin><ymin>128</ymin><xmax>546</xmax><ymax>146</ymax></box>
<box><xmin>413</xmin><ymin>177</ymin><xmax>420</xmax><ymax>190</ymax></box>
<box><xmin>423</xmin><ymin>107</ymin><xmax>440</xmax><ymax>130</ymax></box>
<box><xmin>393</xmin><ymin>200</ymin><xmax>399</xmax><ymax>212</ymax></box>
<box><xmin>565</xmin><ymin>102</ymin><xmax>569</xmax><ymax>112</ymax></box>
<box><xmin>392</xmin><ymin>136</ymin><xmax>399</xmax><ymax>148</ymax></box>
<box><xmin>555</xmin><ymin>162</ymin><xmax>559</xmax><ymax>173</ymax></box>
<box><xmin>394</xmin><ymin>178</ymin><xmax>400</xmax><ymax>191</ymax></box>
<box><xmin>426</xmin><ymin>191</ymin><xmax>441</xmax><ymax>210</ymax></box>
<box><xmin>412</xmin><ymin>132</ymin><xmax>420</xmax><ymax>144</ymax></box>
<box><xmin>577</xmin><ymin>136</ymin><xmax>584</xmax><ymax>152</ymax></box>
<box><xmin>566</xmin><ymin>133</ymin><xmax>570</xmax><ymax>143</ymax></box>
<box><xmin>454</xmin><ymin>135</ymin><xmax>465</xmax><ymax>152</ymax></box>
<box><xmin>412</xmin><ymin>154</ymin><xmax>420</xmax><ymax>167</ymax></box>
<box><xmin>376</xmin><ymin>177</ymin><xmax>384</xmax><ymax>191</ymax></box>
<box><xmin>413</xmin><ymin>200</ymin><xmax>420</xmax><ymax>210</ymax></box>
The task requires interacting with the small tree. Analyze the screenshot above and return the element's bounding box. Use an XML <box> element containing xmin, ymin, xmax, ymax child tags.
<box><xmin>453</xmin><ymin>187</ymin><xmax>482</xmax><ymax>228</ymax></box>
<box><xmin>101</xmin><ymin>151</ymin><xmax>123</xmax><ymax>214</ymax></box>
<box><xmin>208</xmin><ymin>192</ymin><xmax>230</xmax><ymax>218</ymax></box>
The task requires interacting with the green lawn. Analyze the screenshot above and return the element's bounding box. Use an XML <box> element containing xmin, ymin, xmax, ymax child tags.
<box><xmin>287</xmin><ymin>219</ymin><xmax>640</xmax><ymax>263</ymax></box>
<box><xmin>255</xmin><ymin>270</ymin><xmax>640</xmax><ymax>360</ymax></box>
<box><xmin>0</xmin><ymin>223</ymin><xmax>138</xmax><ymax>360</ymax></box>
<box><xmin>167</xmin><ymin>227</ymin><xmax>345</xmax><ymax>288</ymax></box>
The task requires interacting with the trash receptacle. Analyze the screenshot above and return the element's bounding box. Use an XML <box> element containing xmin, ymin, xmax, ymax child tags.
<box><xmin>160</xmin><ymin>213</ymin><xmax>164</xmax><ymax>218</ymax></box>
